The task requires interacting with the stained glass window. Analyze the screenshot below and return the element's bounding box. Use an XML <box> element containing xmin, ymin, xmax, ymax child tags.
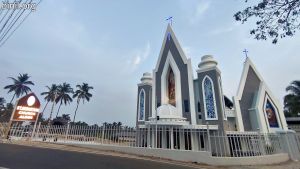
<box><xmin>203</xmin><ymin>77</ymin><xmax>217</xmax><ymax>119</ymax></box>
<box><xmin>139</xmin><ymin>90</ymin><xmax>145</xmax><ymax>121</ymax></box>
<box><xmin>265</xmin><ymin>99</ymin><xmax>279</xmax><ymax>128</ymax></box>
<box><xmin>168</xmin><ymin>68</ymin><xmax>176</xmax><ymax>106</ymax></box>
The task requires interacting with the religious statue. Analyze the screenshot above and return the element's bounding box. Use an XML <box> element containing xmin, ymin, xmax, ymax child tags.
<box><xmin>265</xmin><ymin>100</ymin><xmax>279</xmax><ymax>128</ymax></box>
<box><xmin>168</xmin><ymin>68</ymin><xmax>176</xmax><ymax>106</ymax></box>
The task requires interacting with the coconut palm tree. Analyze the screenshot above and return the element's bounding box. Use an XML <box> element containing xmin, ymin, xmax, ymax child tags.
<box><xmin>55</xmin><ymin>83</ymin><xmax>73</xmax><ymax>117</ymax></box>
<box><xmin>0</xmin><ymin>97</ymin><xmax>5</xmax><ymax>112</ymax></box>
<box><xmin>0</xmin><ymin>97</ymin><xmax>5</xmax><ymax>107</ymax></box>
<box><xmin>284</xmin><ymin>80</ymin><xmax>300</xmax><ymax>117</ymax></box>
<box><xmin>41</xmin><ymin>84</ymin><xmax>58</xmax><ymax>122</ymax></box>
<box><xmin>4</xmin><ymin>73</ymin><xmax>34</xmax><ymax>104</ymax></box>
<box><xmin>117</xmin><ymin>122</ymin><xmax>122</xmax><ymax>127</ymax></box>
<box><xmin>72</xmin><ymin>83</ymin><xmax>93</xmax><ymax>122</ymax></box>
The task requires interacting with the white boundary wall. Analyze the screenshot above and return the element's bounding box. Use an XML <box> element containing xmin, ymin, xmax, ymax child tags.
<box><xmin>63</xmin><ymin>142</ymin><xmax>289</xmax><ymax>166</ymax></box>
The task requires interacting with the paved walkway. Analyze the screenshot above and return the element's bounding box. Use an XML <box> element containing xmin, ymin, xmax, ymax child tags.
<box><xmin>1</xmin><ymin>140</ymin><xmax>300</xmax><ymax>169</ymax></box>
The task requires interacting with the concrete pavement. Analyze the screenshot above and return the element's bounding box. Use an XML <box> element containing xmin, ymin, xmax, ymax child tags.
<box><xmin>0</xmin><ymin>143</ymin><xmax>207</xmax><ymax>169</ymax></box>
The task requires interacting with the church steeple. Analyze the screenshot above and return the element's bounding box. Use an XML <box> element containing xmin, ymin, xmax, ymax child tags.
<box><xmin>152</xmin><ymin>23</ymin><xmax>197</xmax><ymax>125</ymax></box>
<box><xmin>154</xmin><ymin>23</ymin><xmax>189</xmax><ymax>71</ymax></box>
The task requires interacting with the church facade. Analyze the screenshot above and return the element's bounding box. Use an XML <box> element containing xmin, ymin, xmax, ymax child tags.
<box><xmin>136</xmin><ymin>24</ymin><xmax>288</xmax><ymax>150</ymax></box>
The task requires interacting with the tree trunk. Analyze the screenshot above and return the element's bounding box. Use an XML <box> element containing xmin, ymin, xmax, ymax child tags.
<box><xmin>9</xmin><ymin>93</ymin><xmax>16</xmax><ymax>104</ymax></box>
<box><xmin>73</xmin><ymin>101</ymin><xmax>80</xmax><ymax>123</ymax></box>
<box><xmin>38</xmin><ymin>101</ymin><xmax>49</xmax><ymax>123</ymax></box>
<box><xmin>56</xmin><ymin>101</ymin><xmax>62</xmax><ymax>118</ymax></box>
<box><xmin>41</xmin><ymin>101</ymin><xmax>49</xmax><ymax>115</ymax></box>
<box><xmin>48</xmin><ymin>101</ymin><xmax>56</xmax><ymax>126</ymax></box>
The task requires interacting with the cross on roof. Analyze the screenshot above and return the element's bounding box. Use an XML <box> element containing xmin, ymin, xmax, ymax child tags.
<box><xmin>166</xmin><ymin>16</ymin><xmax>173</xmax><ymax>26</ymax></box>
<box><xmin>166</xmin><ymin>16</ymin><xmax>173</xmax><ymax>41</ymax></box>
<box><xmin>243</xmin><ymin>49</ymin><xmax>249</xmax><ymax>58</ymax></box>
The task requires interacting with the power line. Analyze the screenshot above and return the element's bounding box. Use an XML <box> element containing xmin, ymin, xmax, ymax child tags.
<box><xmin>0</xmin><ymin>9</ymin><xmax>10</xmax><ymax>25</ymax></box>
<box><xmin>0</xmin><ymin>2</ymin><xmax>19</xmax><ymax>35</ymax></box>
<box><xmin>0</xmin><ymin>0</ymin><xmax>20</xmax><ymax>25</ymax></box>
<box><xmin>0</xmin><ymin>8</ymin><xmax>27</xmax><ymax>42</ymax></box>
<box><xmin>0</xmin><ymin>0</ymin><xmax>29</xmax><ymax>41</ymax></box>
<box><xmin>0</xmin><ymin>0</ymin><xmax>42</xmax><ymax>48</ymax></box>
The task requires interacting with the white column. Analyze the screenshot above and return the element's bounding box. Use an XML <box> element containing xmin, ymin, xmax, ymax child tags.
<box><xmin>191</xmin><ymin>129</ymin><xmax>198</xmax><ymax>151</ymax></box>
<box><xmin>151</xmin><ymin>126</ymin><xmax>155</xmax><ymax>148</ymax></box>
<box><xmin>161</xmin><ymin>127</ymin><xmax>166</xmax><ymax>148</ymax></box>
<box><xmin>180</xmin><ymin>129</ymin><xmax>185</xmax><ymax>150</ymax></box>
<box><xmin>170</xmin><ymin>127</ymin><xmax>174</xmax><ymax>149</ymax></box>
<box><xmin>147</xmin><ymin>125</ymin><xmax>151</xmax><ymax>147</ymax></box>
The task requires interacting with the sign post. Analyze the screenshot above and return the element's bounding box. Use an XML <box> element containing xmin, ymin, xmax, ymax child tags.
<box><xmin>5</xmin><ymin>93</ymin><xmax>40</xmax><ymax>139</ymax></box>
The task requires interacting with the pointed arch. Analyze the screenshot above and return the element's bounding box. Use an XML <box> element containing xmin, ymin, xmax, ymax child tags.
<box><xmin>161</xmin><ymin>51</ymin><xmax>182</xmax><ymax>117</ymax></box>
<box><xmin>138</xmin><ymin>89</ymin><xmax>145</xmax><ymax>121</ymax></box>
<box><xmin>167</xmin><ymin>67</ymin><xmax>176</xmax><ymax>106</ymax></box>
<box><xmin>202</xmin><ymin>75</ymin><xmax>218</xmax><ymax>120</ymax></box>
<box><xmin>263</xmin><ymin>94</ymin><xmax>281</xmax><ymax>129</ymax></box>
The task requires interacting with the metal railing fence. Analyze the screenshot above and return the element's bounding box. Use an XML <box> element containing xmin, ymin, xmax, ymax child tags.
<box><xmin>0</xmin><ymin>122</ymin><xmax>299</xmax><ymax>159</ymax></box>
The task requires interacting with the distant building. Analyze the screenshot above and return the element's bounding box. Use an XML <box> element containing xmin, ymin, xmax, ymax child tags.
<box><xmin>286</xmin><ymin>117</ymin><xmax>300</xmax><ymax>133</ymax></box>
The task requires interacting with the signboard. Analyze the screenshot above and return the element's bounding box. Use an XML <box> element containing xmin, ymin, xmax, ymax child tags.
<box><xmin>12</xmin><ymin>93</ymin><xmax>40</xmax><ymax>122</ymax></box>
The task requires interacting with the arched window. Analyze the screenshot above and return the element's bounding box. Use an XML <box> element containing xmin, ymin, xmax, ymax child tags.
<box><xmin>202</xmin><ymin>76</ymin><xmax>217</xmax><ymax>120</ymax></box>
<box><xmin>139</xmin><ymin>89</ymin><xmax>145</xmax><ymax>121</ymax></box>
<box><xmin>167</xmin><ymin>67</ymin><xmax>176</xmax><ymax>106</ymax></box>
<box><xmin>265</xmin><ymin>99</ymin><xmax>279</xmax><ymax>128</ymax></box>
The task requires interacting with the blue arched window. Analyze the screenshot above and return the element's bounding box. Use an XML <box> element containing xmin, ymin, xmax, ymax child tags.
<box><xmin>139</xmin><ymin>90</ymin><xmax>145</xmax><ymax>121</ymax></box>
<box><xmin>202</xmin><ymin>76</ymin><xmax>217</xmax><ymax>120</ymax></box>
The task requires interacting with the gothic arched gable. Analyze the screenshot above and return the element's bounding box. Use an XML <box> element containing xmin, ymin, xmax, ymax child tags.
<box><xmin>154</xmin><ymin>33</ymin><xmax>192</xmax><ymax>122</ymax></box>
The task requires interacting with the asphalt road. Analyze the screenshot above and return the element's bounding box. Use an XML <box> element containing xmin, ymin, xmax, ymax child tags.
<box><xmin>0</xmin><ymin>143</ymin><xmax>199</xmax><ymax>169</ymax></box>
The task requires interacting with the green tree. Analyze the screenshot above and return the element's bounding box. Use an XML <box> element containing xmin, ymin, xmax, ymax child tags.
<box><xmin>224</xmin><ymin>96</ymin><xmax>233</xmax><ymax>109</ymax></box>
<box><xmin>4</xmin><ymin>73</ymin><xmax>34</xmax><ymax>103</ymax></box>
<box><xmin>0</xmin><ymin>103</ymin><xmax>14</xmax><ymax>122</ymax></box>
<box><xmin>117</xmin><ymin>122</ymin><xmax>122</xmax><ymax>127</ymax></box>
<box><xmin>52</xmin><ymin>114</ymin><xmax>71</xmax><ymax>125</ymax></box>
<box><xmin>41</xmin><ymin>84</ymin><xmax>58</xmax><ymax>123</ymax></box>
<box><xmin>71</xmin><ymin>121</ymin><xmax>89</xmax><ymax>126</ymax></box>
<box><xmin>112</xmin><ymin>122</ymin><xmax>118</xmax><ymax>128</ymax></box>
<box><xmin>72</xmin><ymin>83</ymin><xmax>93</xmax><ymax>122</ymax></box>
<box><xmin>0</xmin><ymin>97</ymin><xmax>5</xmax><ymax>110</ymax></box>
<box><xmin>55</xmin><ymin>83</ymin><xmax>73</xmax><ymax>117</ymax></box>
<box><xmin>284</xmin><ymin>80</ymin><xmax>300</xmax><ymax>117</ymax></box>
<box><xmin>234</xmin><ymin>0</ymin><xmax>300</xmax><ymax>44</ymax></box>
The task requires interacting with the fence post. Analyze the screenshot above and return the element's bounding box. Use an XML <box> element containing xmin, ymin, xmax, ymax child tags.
<box><xmin>101</xmin><ymin>125</ymin><xmax>105</xmax><ymax>144</ymax></box>
<box><xmin>206</xmin><ymin>122</ymin><xmax>211</xmax><ymax>153</ymax></box>
<box><xmin>258</xmin><ymin>129</ymin><xmax>266</xmax><ymax>155</ymax></box>
<box><xmin>147</xmin><ymin>124</ymin><xmax>151</xmax><ymax>148</ymax></box>
<box><xmin>35</xmin><ymin>122</ymin><xmax>41</xmax><ymax>140</ymax></box>
<box><xmin>65</xmin><ymin>123</ymin><xmax>70</xmax><ymax>142</ymax></box>
<box><xmin>284</xmin><ymin>131</ymin><xmax>294</xmax><ymax>160</ymax></box>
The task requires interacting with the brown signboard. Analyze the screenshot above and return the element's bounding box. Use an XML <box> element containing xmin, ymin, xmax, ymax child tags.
<box><xmin>12</xmin><ymin>93</ymin><xmax>41</xmax><ymax>122</ymax></box>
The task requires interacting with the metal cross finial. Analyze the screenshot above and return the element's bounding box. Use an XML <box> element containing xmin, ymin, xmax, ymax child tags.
<box><xmin>166</xmin><ymin>16</ymin><xmax>173</xmax><ymax>26</ymax></box>
<box><xmin>243</xmin><ymin>49</ymin><xmax>249</xmax><ymax>58</ymax></box>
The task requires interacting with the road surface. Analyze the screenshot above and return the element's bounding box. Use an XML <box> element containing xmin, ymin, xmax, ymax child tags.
<box><xmin>0</xmin><ymin>143</ymin><xmax>200</xmax><ymax>169</ymax></box>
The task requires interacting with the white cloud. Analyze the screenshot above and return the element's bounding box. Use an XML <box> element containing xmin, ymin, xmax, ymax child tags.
<box><xmin>133</xmin><ymin>55</ymin><xmax>141</xmax><ymax>66</ymax></box>
<box><xmin>128</xmin><ymin>42</ymin><xmax>151</xmax><ymax>70</ymax></box>
<box><xmin>210</xmin><ymin>26</ymin><xmax>234</xmax><ymax>35</ymax></box>
<box><xmin>189</xmin><ymin>1</ymin><xmax>211</xmax><ymax>24</ymax></box>
<box><xmin>208</xmin><ymin>22</ymin><xmax>241</xmax><ymax>36</ymax></box>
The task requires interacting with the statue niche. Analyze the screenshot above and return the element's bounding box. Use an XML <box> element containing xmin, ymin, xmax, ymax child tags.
<box><xmin>167</xmin><ymin>67</ymin><xmax>176</xmax><ymax>106</ymax></box>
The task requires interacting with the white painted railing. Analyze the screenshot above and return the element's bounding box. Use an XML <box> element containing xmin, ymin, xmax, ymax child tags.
<box><xmin>225</xmin><ymin>108</ymin><xmax>235</xmax><ymax>117</ymax></box>
<box><xmin>0</xmin><ymin>122</ymin><xmax>299</xmax><ymax>160</ymax></box>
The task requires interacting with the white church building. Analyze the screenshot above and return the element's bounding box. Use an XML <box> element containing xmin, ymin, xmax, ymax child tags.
<box><xmin>135</xmin><ymin>24</ymin><xmax>288</xmax><ymax>151</ymax></box>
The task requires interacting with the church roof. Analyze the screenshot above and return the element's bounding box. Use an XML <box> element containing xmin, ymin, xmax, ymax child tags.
<box><xmin>154</xmin><ymin>24</ymin><xmax>189</xmax><ymax>72</ymax></box>
<box><xmin>236</xmin><ymin>57</ymin><xmax>265</xmax><ymax>100</ymax></box>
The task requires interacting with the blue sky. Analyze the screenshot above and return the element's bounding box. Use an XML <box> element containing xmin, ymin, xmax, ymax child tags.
<box><xmin>0</xmin><ymin>0</ymin><xmax>299</xmax><ymax>126</ymax></box>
